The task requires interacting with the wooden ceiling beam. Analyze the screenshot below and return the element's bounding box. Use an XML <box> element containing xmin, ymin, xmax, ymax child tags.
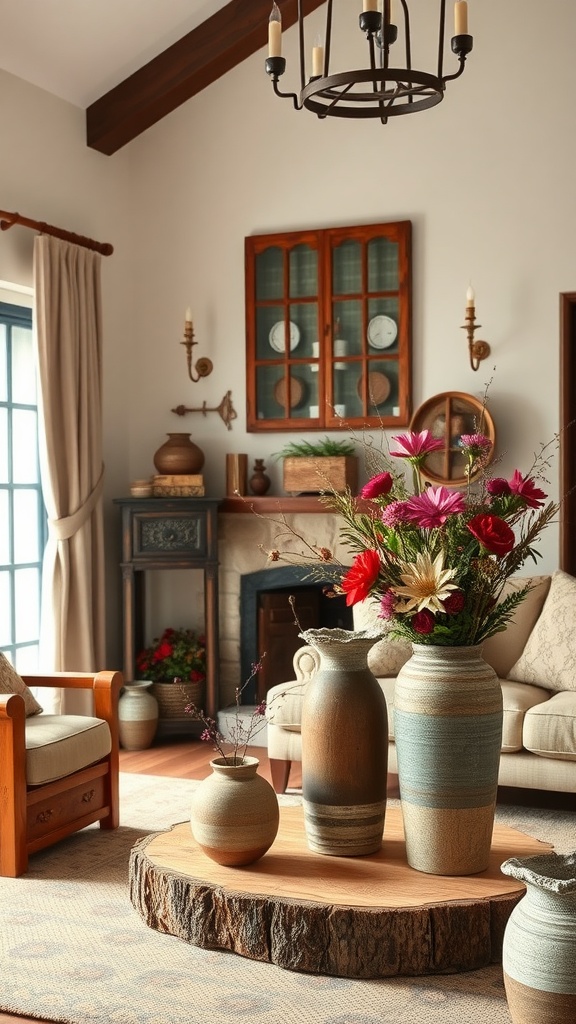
<box><xmin>86</xmin><ymin>0</ymin><xmax>326</xmax><ymax>156</ymax></box>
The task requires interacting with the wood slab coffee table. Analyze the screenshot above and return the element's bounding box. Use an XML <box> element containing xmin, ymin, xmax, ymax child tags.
<box><xmin>129</xmin><ymin>805</ymin><xmax>549</xmax><ymax>978</ymax></box>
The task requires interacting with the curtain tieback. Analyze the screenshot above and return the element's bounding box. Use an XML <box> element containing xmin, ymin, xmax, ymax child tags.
<box><xmin>48</xmin><ymin>468</ymin><xmax>104</xmax><ymax>541</ymax></box>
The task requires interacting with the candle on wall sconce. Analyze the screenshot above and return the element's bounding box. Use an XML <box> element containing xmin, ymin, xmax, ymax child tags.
<box><xmin>181</xmin><ymin>309</ymin><xmax>213</xmax><ymax>383</ymax></box>
<box><xmin>461</xmin><ymin>285</ymin><xmax>491</xmax><ymax>371</ymax></box>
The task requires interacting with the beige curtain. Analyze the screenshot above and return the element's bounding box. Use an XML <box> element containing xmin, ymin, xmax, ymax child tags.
<box><xmin>34</xmin><ymin>235</ymin><xmax>105</xmax><ymax>714</ymax></box>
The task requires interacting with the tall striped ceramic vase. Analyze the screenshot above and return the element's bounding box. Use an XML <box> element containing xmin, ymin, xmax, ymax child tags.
<box><xmin>501</xmin><ymin>852</ymin><xmax>576</xmax><ymax>1024</ymax></box>
<box><xmin>300</xmin><ymin>627</ymin><xmax>389</xmax><ymax>856</ymax></box>
<box><xmin>394</xmin><ymin>643</ymin><xmax>503</xmax><ymax>875</ymax></box>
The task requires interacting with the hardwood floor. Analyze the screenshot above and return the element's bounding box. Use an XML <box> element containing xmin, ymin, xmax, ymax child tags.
<box><xmin>0</xmin><ymin>739</ymin><xmax>300</xmax><ymax>1024</ymax></box>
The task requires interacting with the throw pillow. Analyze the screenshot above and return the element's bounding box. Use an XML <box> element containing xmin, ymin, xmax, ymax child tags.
<box><xmin>508</xmin><ymin>569</ymin><xmax>576</xmax><ymax>693</ymax></box>
<box><xmin>0</xmin><ymin>652</ymin><xmax>44</xmax><ymax>716</ymax></box>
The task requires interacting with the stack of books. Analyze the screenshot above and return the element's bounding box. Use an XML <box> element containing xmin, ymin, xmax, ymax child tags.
<box><xmin>152</xmin><ymin>474</ymin><xmax>205</xmax><ymax>497</ymax></box>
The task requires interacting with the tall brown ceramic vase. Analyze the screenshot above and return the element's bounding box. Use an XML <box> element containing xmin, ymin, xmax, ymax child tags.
<box><xmin>299</xmin><ymin>627</ymin><xmax>388</xmax><ymax>856</ymax></box>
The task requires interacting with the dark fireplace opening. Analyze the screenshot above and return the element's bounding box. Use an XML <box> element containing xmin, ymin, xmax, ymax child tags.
<box><xmin>240</xmin><ymin>566</ymin><xmax>353</xmax><ymax>703</ymax></box>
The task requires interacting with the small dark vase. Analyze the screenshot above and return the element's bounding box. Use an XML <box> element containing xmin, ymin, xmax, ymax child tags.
<box><xmin>153</xmin><ymin>433</ymin><xmax>204</xmax><ymax>475</ymax></box>
<box><xmin>249</xmin><ymin>458</ymin><xmax>271</xmax><ymax>495</ymax></box>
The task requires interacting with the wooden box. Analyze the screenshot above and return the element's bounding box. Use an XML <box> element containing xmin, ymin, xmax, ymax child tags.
<box><xmin>283</xmin><ymin>456</ymin><xmax>358</xmax><ymax>496</ymax></box>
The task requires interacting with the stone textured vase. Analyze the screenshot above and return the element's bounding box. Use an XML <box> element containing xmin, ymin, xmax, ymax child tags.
<box><xmin>153</xmin><ymin>432</ymin><xmax>204</xmax><ymax>474</ymax></box>
<box><xmin>118</xmin><ymin>681</ymin><xmax>159</xmax><ymax>750</ymax></box>
<box><xmin>190</xmin><ymin>756</ymin><xmax>279</xmax><ymax>866</ymax></box>
<box><xmin>501</xmin><ymin>852</ymin><xmax>576</xmax><ymax>1024</ymax></box>
<box><xmin>394</xmin><ymin>644</ymin><xmax>503</xmax><ymax>876</ymax></box>
<box><xmin>299</xmin><ymin>627</ymin><xmax>388</xmax><ymax>856</ymax></box>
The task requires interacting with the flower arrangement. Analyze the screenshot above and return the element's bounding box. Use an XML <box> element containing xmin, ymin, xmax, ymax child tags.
<box><xmin>136</xmin><ymin>627</ymin><xmax>206</xmax><ymax>684</ymax></box>
<box><xmin>265</xmin><ymin>427</ymin><xmax>558</xmax><ymax>648</ymax></box>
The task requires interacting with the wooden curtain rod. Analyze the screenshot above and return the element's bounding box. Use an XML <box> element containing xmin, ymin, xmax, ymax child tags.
<box><xmin>0</xmin><ymin>209</ymin><xmax>114</xmax><ymax>256</ymax></box>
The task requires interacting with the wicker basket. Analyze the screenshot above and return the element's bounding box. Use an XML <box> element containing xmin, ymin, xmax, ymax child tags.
<box><xmin>149</xmin><ymin>680</ymin><xmax>205</xmax><ymax>720</ymax></box>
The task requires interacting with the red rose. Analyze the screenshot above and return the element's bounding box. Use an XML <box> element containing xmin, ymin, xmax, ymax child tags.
<box><xmin>412</xmin><ymin>609</ymin><xmax>436</xmax><ymax>634</ymax></box>
<box><xmin>341</xmin><ymin>549</ymin><xmax>381</xmax><ymax>606</ymax></box>
<box><xmin>360</xmin><ymin>472</ymin><xmax>393</xmax><ymax>500</ymax></box>
<box><xmin>443</xmin><ymin>590</ymin><xmax>465</xmax><ymax>615</ymax></box>
<box><xmin>486</xmin><ymin>478</ymin><xmax>511</xmax><ymax>498</ymax></box>
<box><xmin>467</xmin><ymin>514</ymin><xmax>515</xmax><ymax>556</ymax></box>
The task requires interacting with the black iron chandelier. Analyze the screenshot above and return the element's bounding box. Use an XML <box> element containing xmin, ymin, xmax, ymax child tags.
<box><xmin>265</xmin><ymin>0</ymin><xmax>473</xmax><ymax>122</ymax></box>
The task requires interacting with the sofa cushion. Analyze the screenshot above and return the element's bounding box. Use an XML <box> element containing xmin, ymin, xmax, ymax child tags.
<box><xmin>481</xmin><ymin>575</ymin><xmax>551</xmax><ymax>678</ymax></box>
<box><xmin>352</xmin><ymin>599</ymin><xmax>412</xmax><ymax>676</ymax></box>
<box><xmin>0</xmin><ymin>652</ymin><xmax>43</xmax><ymax>717</ymax></box>
<box><xmin>25</xmin><ymin>714</ymin><xmax>111</xmax><ymax>785</ymax></box>
<box><xmin>523</xmin><ymin>691</ymin><xmax>576</xmax><ymax>761</ymax></box>
<box><xmin>508</xmin><ymin>570</ymin><xmax>576</xmax><ymax>693</ymax></box>
<box><xmin>500</xmin><ymin>679</ymin><xmax>552</xmax><ymax>752</ymax></box>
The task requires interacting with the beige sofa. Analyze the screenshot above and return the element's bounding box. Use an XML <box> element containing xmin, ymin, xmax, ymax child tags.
<box><xmin>266</xmin><ymin>571</ymin><xmax>576</xmax><ymax>800</ymax></box>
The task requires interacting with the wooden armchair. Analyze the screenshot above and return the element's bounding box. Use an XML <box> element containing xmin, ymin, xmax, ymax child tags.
<box><xmin>0</xmin><ymin>670</ymin><xmax>122</xmax><ymax>877</ymax></box>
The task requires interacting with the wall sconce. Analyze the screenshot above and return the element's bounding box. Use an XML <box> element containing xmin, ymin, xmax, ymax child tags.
<box><xmin>461</xmin><ymin>286</ymin><xmax>491</xmax><ymax>371</ymax></box>
<box><xmin>174</xmin><ymin>308</ymin><xmax>237</xmax><ymax>429</ymax></box>
<box><xmin>181</xmin><ymin>310</ymin><xmax>213</xmax><ymax>383</ymax></box>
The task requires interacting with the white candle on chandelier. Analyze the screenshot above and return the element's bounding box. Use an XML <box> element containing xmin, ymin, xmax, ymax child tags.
<box><xmin>363</xmin><ymin>0</ymin><xmax>378</xmax><ymax>11</ymax></box>
<box><xmin>268</xmin><ymin>2</ymin><xmax>282</xmax><ymax>57</ymax></box>
<box><xmin>185</xmin><ymin>307</ymin><xmax>192</xmax><ymax>324</ymax></box>
<box><xmin>312</xmin><ymin>35</ymin><xmax>324</xmax><ymax>77</ymax></box>
<box><xmin>388</xmin><ymin>0</ymin><xmax>397</xmax><ymax>23</ymax></box>
<box><xmin>466</xmin><ymin>285</ymin><xmax>475</xmax><ymax>309</ymax></box>
<box><xmin>454</xmin><ymin>0</ymin><xmax>468</xmax><ymax>35</ymax></box>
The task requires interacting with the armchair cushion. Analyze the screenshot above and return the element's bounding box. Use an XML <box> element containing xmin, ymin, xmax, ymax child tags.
<box><xmin>25</xmin><ymin>714</ymin><xmax>112</xmax><ymax>786</ymax></box>
<box><xmin>0</xmin><ymin>652</ymin><xmax>43</xmax><ymax>717</ymax></box>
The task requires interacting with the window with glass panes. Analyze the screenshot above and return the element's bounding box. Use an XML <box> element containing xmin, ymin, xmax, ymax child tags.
<box><xmin>0</xmin><ymin>301</ymin><xmax>46</xmax><ymax>670</ymax></box>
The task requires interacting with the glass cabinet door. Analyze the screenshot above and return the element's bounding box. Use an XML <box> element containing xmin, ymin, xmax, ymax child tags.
<box><xmin>245</xmin><ymin>222</ymin><xmax>411</xmax><ymax>431</ymax></box>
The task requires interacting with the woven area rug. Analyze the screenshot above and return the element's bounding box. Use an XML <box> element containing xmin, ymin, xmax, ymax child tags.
<box><xmin>0</xmin><ymin>773</ymin><xmax>574</xmax><ymax>1024</ymax></box>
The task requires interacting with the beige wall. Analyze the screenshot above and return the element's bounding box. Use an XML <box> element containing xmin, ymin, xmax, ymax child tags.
<box><xmin>1</xmin><ymin>1</ymin><xmax>575</xmax><ymax>668</ymax></box>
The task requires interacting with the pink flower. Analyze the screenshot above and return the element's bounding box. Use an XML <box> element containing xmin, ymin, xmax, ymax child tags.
<box><xmin>486</xmin><ymin>478</ymin><xmax>512</xmax><ymax>497</ymax></box>
<box><xmin>380</xmin><ymin>500</ymin><xmax>411</xmax><ymax>526</ymax></box>
<box><xmin>360</xmin><ymin>472</ymin><xmax>394</xmax><ymax>500</ymax></box>
<box><xmin>460</xmin><ymin>433</ymin><xmax>492</xmax><ymax>453</ymax></box>
<box><xmin>509</xmin><ymin>470</ymin><xmax>547</xmax><ymax>508</ymax></box>
<box><xmin>378</xmin><ymin>590</ymin><xmax>397</xmax><ymax>619</ymax></box>
<box><xmin>390</xmin><ymin>430</ymin><xmax>444</xmax><ymax>461</ymax></box>
<box><xmin>412</xmin><ymin>608</ymin><xmax>436</xmax><ymax>634</ymax></box>
<box><xmin>404</xmin><ymin>486</ymin><xmax>466</xmax><ymax>528</ymax></box>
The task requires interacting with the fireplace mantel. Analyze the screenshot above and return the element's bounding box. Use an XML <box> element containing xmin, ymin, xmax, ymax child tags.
<box><xmin>219</xmin><ymin>497</ymin><xmax>330</xmax><ymax>514</ymax></box>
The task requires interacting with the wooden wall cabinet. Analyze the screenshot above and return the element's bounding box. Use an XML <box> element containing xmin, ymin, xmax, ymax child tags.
<box><xmin>245</xmin><ymin>221</ymin><xmax>412</xmax><ymax>432</ymax></box>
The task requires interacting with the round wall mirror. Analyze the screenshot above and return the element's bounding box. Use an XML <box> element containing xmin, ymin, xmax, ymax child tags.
<box><xmin>409</xmin><ymin>391</ymin><xmax>496</xmax><ymax>486</ymax></box>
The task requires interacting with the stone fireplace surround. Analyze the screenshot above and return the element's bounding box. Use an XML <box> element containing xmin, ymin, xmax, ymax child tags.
<box><xmin>217</xmin><ymin>509</ymin><xmax>351</xmax><ymax>710</ymax></box>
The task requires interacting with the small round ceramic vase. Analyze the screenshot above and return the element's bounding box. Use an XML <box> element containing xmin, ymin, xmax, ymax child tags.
<box><xmin>190</xmin><ymin>755</ymin><xmax>279</xmax><ymax>866</ymax></box>
<box><xmin>501</xmin><ymin>852</ymin><xmax>576</xmax><ymax>1024</ymax></box>
<box><xmin>153</xmin><ymin>432</ymin><xmax>204</xmax><ymax>474</ymax></box>
<box><xmin>118</xmin><ymin>681</ymin><xmax>159</xmax><ymax>750</ymax></box>
<box><xmin>299</xmin><ymin>627</ymin><xmax>388</xmax><ymax>857</ymax></box>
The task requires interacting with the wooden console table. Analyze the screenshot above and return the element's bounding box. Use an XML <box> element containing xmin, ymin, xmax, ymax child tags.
<box><xmin>113</xmin><ymin>498</ymin><xmax>221</xmax><ymax>730</ymax></box>
<box><xmin>129</xmin><ymin>805</ymin><xmax>549</xmax><ymax>978</ymax></box>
